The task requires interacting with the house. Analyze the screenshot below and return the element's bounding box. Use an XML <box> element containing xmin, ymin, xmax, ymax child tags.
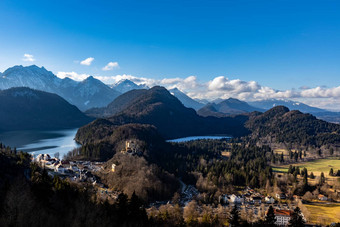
<box><xmin>250</xmin><ymin>196</ymin><xmax>262</xmax><ymax>205</ymax></box>
<box><xmin>265</xmin><ymin>196</ymin><xmax>275</xmax><ymax>204</ymax></box>
<box><xmin>273</xmin><ymin>209</ymin><xmax>293</xmax><ymax>226</ymax></box>
<box><xmin>229</xmin><ymin>194</ymin><xmax>244</xmax><ymax>204</ymax></box>
<box><xmin>318</xmin><ymin>194</ymin><xmax>328</xmax><ymax>201</ymax></box>
<box><xmin>276</xmin><ymin>193</ymin><xmax>286</xmax><ymax>200</ymax></box>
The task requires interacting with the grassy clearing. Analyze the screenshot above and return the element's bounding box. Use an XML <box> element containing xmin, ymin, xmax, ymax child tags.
<box><xmin>272</xmin><ymin>158</ymin><xmax>340</xmax><ymax>177</ymax></box>
<box><xmin>305</xmin><ymin>202</ymin><xmax>340</xmax><ymax>225</ymax></box>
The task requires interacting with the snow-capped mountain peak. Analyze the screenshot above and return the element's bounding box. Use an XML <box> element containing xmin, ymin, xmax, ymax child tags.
<box><xmin>112</xmin><ymin>79</ymin><xmax>148</xmax><ymax>93</ymax></box>
<box><xmin>0</xmin><ymin>65</ymin><xmax>121</xmax><ymax>111</ymax></box>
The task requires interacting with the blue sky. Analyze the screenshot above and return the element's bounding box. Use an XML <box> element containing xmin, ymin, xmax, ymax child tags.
<box><xmin>1</xmin><ymin>0</ymin><xmax>340</xmax><ymax>109</ymax></box>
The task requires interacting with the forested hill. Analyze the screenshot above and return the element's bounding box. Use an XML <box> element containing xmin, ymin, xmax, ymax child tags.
<box><xmin>0</xmin><ymin>87</ymin><xmax>93</xmax><ymax>131</ymax></box>
<box><xmin>106</xmin><ymin>86</ymin><xmax>249</xmax><ymax>139</ymax></box>
<box><xmin>246</xmin><ymin>106</ymin><xmax>340</xmax><ymax>147</ymax></box>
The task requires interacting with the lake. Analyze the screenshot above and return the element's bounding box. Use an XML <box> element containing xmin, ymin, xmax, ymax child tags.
<box><xmin>0</xmin><ymin>128</ymin><xmax>79</xmax><ymax>159</ymax></box>
<box><xmin>167</xmin><ymin>135</ymin><xmax>231</xmax><ymax>143</ymax></box>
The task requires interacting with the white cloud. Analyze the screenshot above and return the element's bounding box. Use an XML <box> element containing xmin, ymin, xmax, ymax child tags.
<box><xmin>57</xmin><ymin>71</ymin><xmax>90</xmax><ymax>81</ymax></box>
<box><xmin>102</xmin><ymin>62</ymin><xmax>119</xmax><ymax>71</ymax></box>
<box><xmin>80</xmin><ymin>57</ymin><xmax>94</xmax><ymax>66</ymax></box>
<box><xmin>22</xmin><ymin>54</ymin><xmax>35</xmax><ymax>62</ymax></box>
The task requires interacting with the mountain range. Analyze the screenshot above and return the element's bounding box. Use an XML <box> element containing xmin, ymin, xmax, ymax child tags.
<box><xmin>1</xmin><ymin>65</ymin><xmax>339</xmax><ymax>123</ymax></box>
<box><xmin>0</xmin><ymin>87</ymin><xmax>92</xmax><ymax>131</ymax></box>
<box><xmin>0</xmin><ymin>65</ymin><xmax>121</xmax><ymax>110</ymax></box>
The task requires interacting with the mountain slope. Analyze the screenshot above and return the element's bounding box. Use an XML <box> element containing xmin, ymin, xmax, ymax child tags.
<box><xmin>246</xmin><ymin>106</ymin><xmax>340</xmax><ymax>147</ymax></box>
<box><xmin>169</xmin><ymin>88</ymin><xmax>204</xmax><ymax>110</ymax></box>
<box><xmin>85</xmin><ymin>89</ymin><xmax>147</xmax><ymax>118</ymax></box>
<box><xmin>0</xmin><ymin>65</ymin><xmax>121</xmax><ymax>110</ymax></box>
<box><xmin>0</xmin><ymin>87</ymin><xmax>93</xmax><ymax>131</ymax></box>
<box><xmin>198</xmin><ymin>98</ymin><xmax>264</xmax><ymax>117</ymax></box>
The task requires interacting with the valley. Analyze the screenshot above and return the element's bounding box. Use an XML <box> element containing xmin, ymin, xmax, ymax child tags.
<box><xmin>0</xmin><ymin>67</ymin><xmax>340</xmax><ymax>226</ymax></box>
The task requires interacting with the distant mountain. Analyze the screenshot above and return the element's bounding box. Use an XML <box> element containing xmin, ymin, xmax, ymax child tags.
<box><xmin>169</xmin><ymin>88</ymin><xmax>204</xmax><ymax>110</ymax></box>
<box><xmin>0</xmin><ymin>65</ymin><xmax>60</xmax><ymax>92</ymax></box>
<box><xmin>248</xmin><ymin>99</ymin><xmax>326</xmax><ymax>113</ymax></box>
<box><xmin>0</xmin><ymin>87</ymin><xmax>93</xmax><ymax>131</ymax></box>
<box><xmin>198</xmin><ymin>98</ymin><xmax>264</xmax><ymax>117</ymax></box>
<box><xmin>246</xmin><ymin>106</ymin><xmax>340</xmax><ymax>147</ymax></box>
<box><xmin>79</xmin><ymin>86</ymin><xmax>249</xmax><ymax>140</ymax></box>
<box><xmin>248</xmin><ymin>99</ymin><xmax>340</xmax><ymax>124</ymax></box>
<box><xmin>111</xmin><ymin>79</ymin><xmax>148</xmax><ymax>93</ymax></box>
<box><xmin>0</xmin><ymin>65</ymin><xmax>121</xmax><ymax>110</ymax></box>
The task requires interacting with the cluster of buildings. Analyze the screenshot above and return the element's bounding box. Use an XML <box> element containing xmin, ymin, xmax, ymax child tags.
<box><xmin>219</xmin><ymin>187</ymin><xmax>279</xmax><ymax>206</ymax></box>
<box><xmin>121</xmin><ymin>140</ymin><xmax>141</xmax><ymax>155</ymax></box>
<box><xmin>218</xmin><ymin>187</ymin><xmax>305</xmax><ymax>226</ymax></box>
<box><xmin>32</xmin><ymin>153</ymin><xmax>103</xmax><ymax>184</ymax></box>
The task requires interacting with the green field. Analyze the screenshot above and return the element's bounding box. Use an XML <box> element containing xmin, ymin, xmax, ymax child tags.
<box><xmin>305</xmin><ymin>202</ymin><xmax>340</xmax><ymax>225</ymax></box>
<box><xmin>272</xmin><ymin>158</ymin><xmax>340</xmax><ymax>177</ymax></box>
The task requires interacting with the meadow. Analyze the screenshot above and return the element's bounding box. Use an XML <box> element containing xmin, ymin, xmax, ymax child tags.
<box><xmin>272</xmin><ymin>158</ymin><xmax>340</xmax><ymax>177</ymax></box>
<box><xmin>305</xmin><ymin>202</ymin><xmax>340</xmax><ymax>225</ymax></box>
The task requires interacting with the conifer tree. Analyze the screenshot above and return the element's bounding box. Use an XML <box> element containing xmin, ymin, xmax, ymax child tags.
<box><xmin>228</xmin><ymin>206</ymin><xmax>240</xmax><ymax>227</ymax></box>
<box><xmin>288</xmin><ymin>207</ymin><xmax>305</xmax><ymax>227</ymax></box>
<box><xmin>265</xmin><ymin>205</ymin><xmax>276</xmax><ymax>226</ymax></box>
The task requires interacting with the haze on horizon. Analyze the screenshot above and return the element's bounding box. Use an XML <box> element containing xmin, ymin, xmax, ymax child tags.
<box><xmin>1</xmin><ymin>0</ymin><xmax>340</xmax><ymax>110</ymax></box>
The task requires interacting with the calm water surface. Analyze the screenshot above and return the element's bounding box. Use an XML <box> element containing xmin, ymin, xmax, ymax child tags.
<box><xmin>167</xmin><ymin>135</ymin><xmax>231</xmax><ymax>143</ymax></box>
<box><xmin>0</xmin><ymin>128</ymin><xmax>79</xmax><ymax>158</ymax></box>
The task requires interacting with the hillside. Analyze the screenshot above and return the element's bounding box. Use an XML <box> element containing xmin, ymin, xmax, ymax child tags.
<box><xmin>198</xmin><ymin>98</ymin><xmax>263</xmax><ymax>117</ymax></box>
<box><xmin>105</xmin><ymin>86</ymin><xmax>249</xmax><ymax>139</ymax></box>
<box><xmin>0</xmin><ymin>87</ymin><xmax>93</xmax><ymax>131</ymax></box>
<box><xmin>85</xmin><ymin>89</ymin><xmax>147</xmax><ymax>118</ymax></box>
<box><xmin>246</xmin><ymin>106</ymin><xmax>340</xmax><ymax>147</ymax></box>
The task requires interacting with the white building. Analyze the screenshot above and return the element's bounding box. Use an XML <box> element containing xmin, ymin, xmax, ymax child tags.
<box><xmin>229</xmin><ymin>194</ymin><xmax>244</xmax><ymax>203</ymax></box>
<box><xmin>274</xmin><ymin>209</ymin><xmax>292</xmax><ymax>226</ymax></box>
<box><xmin>265</xmin><ymin>196</ymin><xmax>275</xmax><ymax>204</ymax></box>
